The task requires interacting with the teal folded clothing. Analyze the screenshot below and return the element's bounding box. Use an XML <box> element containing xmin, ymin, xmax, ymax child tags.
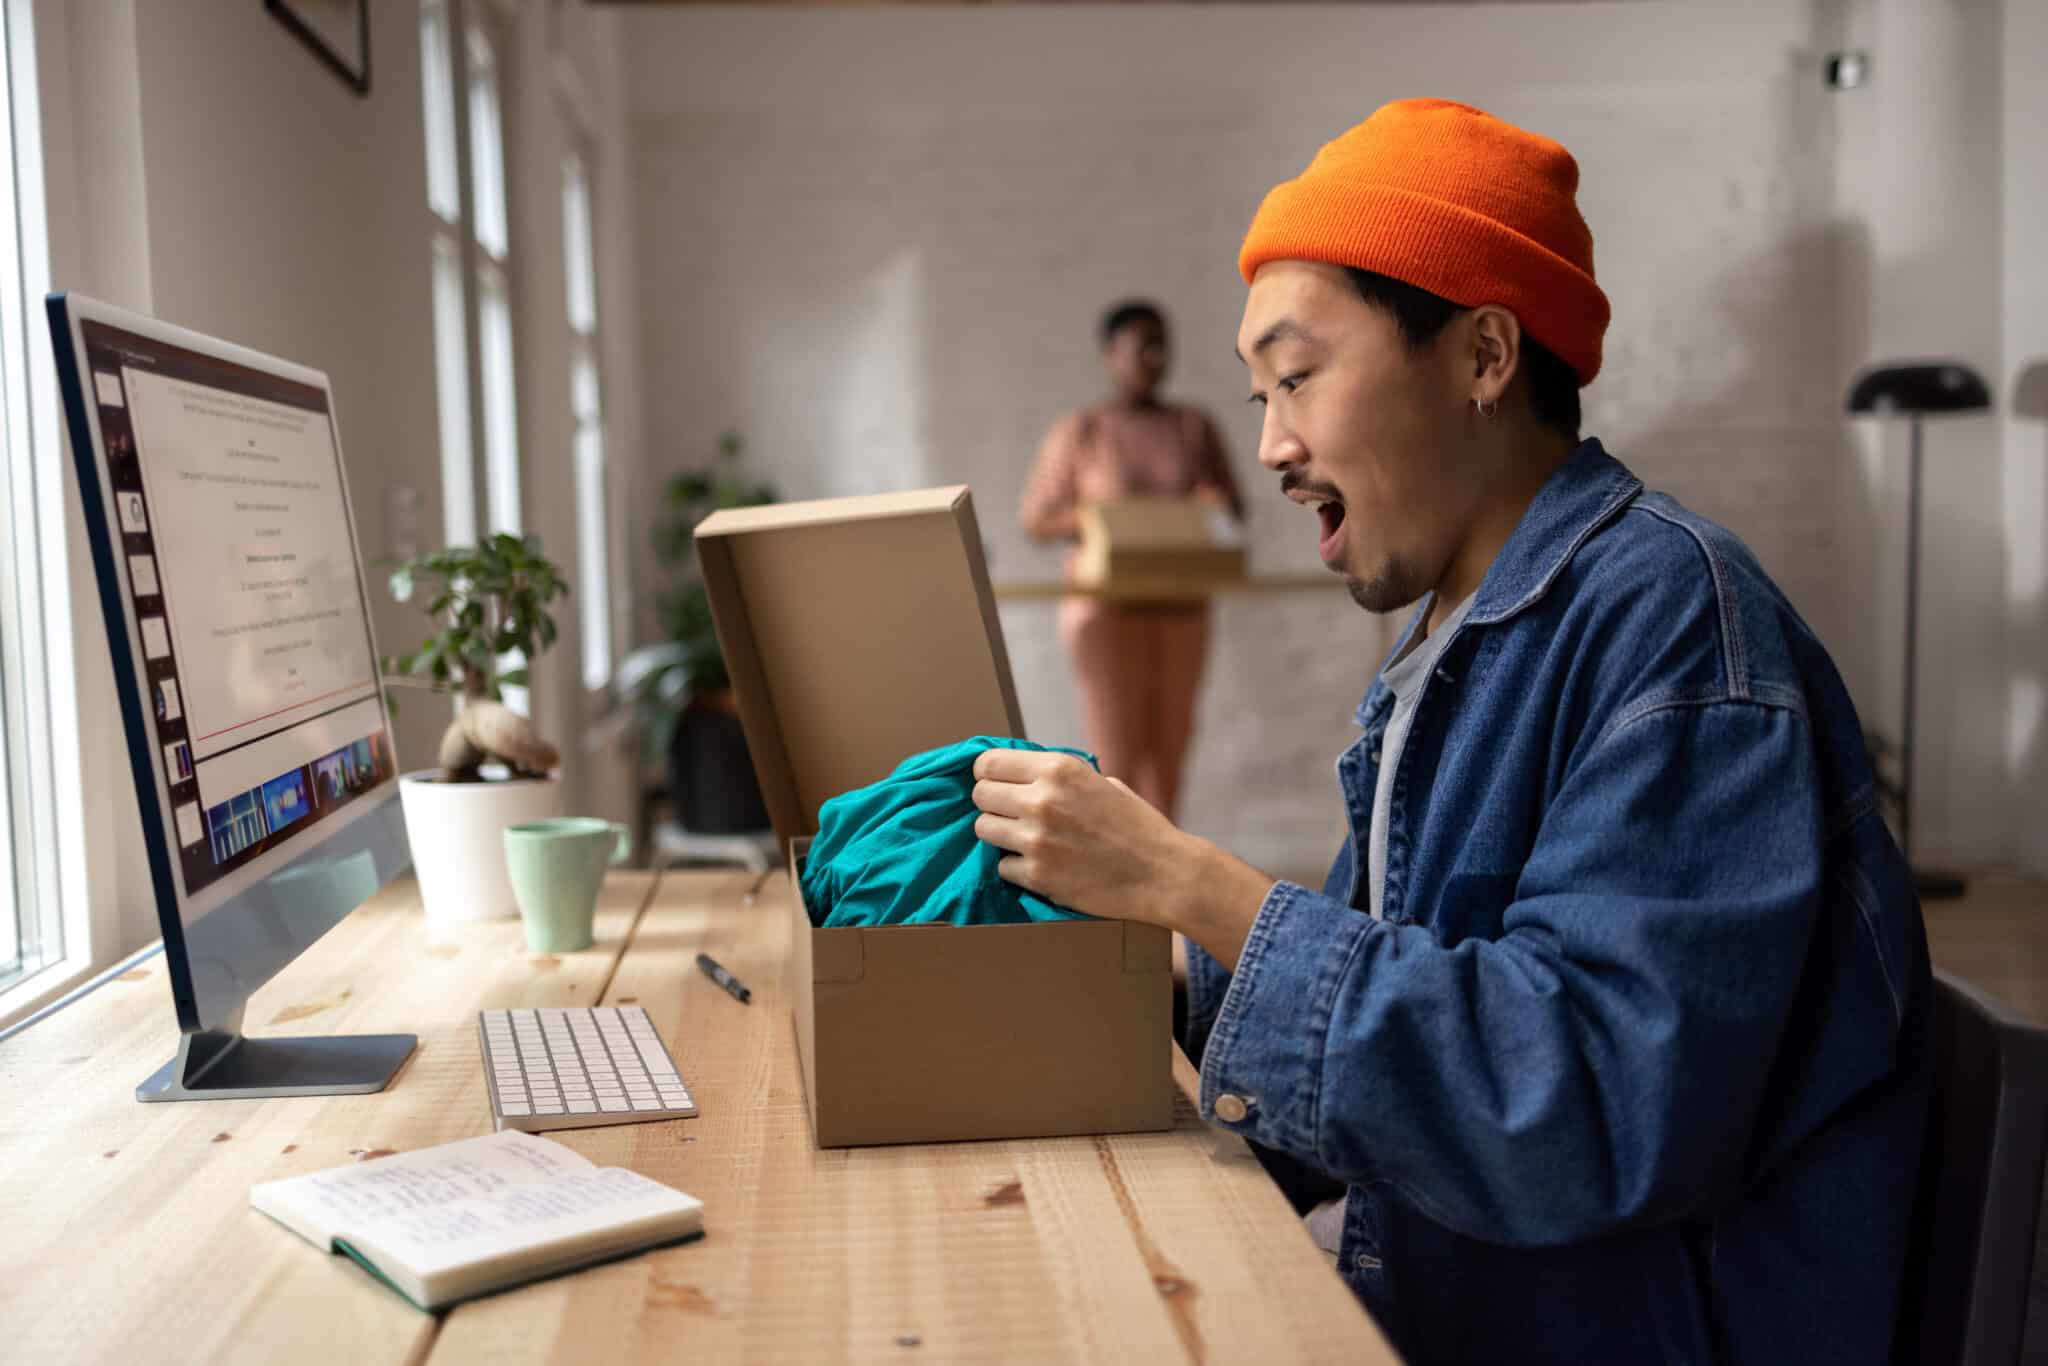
<box><xmin>800</xmin><ymin>737</ymin><xmax>1097</xmax><ymax>928</ymax></box>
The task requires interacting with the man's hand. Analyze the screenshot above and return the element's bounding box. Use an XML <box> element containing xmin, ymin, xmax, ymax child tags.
<box><xmin>970</xmin><ymin>748</ymin><xmax>1274</xmax><ymax>970</ymax></box>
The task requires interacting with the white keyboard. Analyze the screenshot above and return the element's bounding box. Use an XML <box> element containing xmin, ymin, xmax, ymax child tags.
<box><xmin>479</xmin><ymin>1006</ymin><xmax>698</xmax><ymax>1133</ymax></box>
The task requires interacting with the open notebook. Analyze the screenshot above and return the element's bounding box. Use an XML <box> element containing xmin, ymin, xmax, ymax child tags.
<box><xmin>250</xmin><ymin>1129</ymin><xmax>705</xmax><ymax>1311</ymax></box>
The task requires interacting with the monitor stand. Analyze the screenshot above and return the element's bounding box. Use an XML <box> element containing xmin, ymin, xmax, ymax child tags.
<box><xmin>136</xmin><ymin>1004</ymin><xmax>416</xmax><ymax>1102</ymax></box>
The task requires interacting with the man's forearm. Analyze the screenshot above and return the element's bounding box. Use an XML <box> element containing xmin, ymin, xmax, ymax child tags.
<box><xmin>1163</xmin><ymin>835</ymin><xmax>1275</xmax><ymax>972</ymax></box>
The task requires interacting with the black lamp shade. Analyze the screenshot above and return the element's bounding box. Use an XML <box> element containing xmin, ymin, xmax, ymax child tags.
<box><xmin>1846</xmin><ymin>361</ymin><xmax>1993</xmax><ymax>415</ymax></box>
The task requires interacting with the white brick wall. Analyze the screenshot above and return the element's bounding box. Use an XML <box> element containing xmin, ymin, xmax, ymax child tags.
<box><xmin>623</xmin><ymin>1</ymin><xmax>2036</xmax><ymax>875</ymax></box>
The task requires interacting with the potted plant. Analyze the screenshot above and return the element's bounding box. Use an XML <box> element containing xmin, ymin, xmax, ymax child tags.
<box><xmin>616</xmin><ymin>432</ymin><xmax>776</xmax><ymax>834</ymax></box>
<box><xmin>382</xmin><ymin>534</ymin><xmax>570</xmax><ymax>924</ymax></box>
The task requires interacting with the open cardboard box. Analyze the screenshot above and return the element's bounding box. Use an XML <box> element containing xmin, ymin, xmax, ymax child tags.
<box><xmin>1073</xmin><ymin>494</ymin><xmax>1247</xmax><ymax>601</ymax></box>
<box><xmin>695</xmin><ymin>486</ymin><xmax>1174</xmax><ymax>1147</ymax></box>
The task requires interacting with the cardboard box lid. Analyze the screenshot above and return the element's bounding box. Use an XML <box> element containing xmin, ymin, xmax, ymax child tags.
<box><xmin>695</xmin><ymin>486</ymin><xmax>1024</xmax><ymax>846</ymax></box>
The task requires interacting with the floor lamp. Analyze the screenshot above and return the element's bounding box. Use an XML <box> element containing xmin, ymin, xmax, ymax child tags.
<box><xmin>1845</xmin><ymin>360</ymin><xmax>1993</xmax><ymax>900</ymax></box>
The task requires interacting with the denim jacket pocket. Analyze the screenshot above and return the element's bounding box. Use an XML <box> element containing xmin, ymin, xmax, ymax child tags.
<box><xmin>1429</xmin><ymin>872</ymin><xmax>1519</xmax><ymax>945</ymax></box>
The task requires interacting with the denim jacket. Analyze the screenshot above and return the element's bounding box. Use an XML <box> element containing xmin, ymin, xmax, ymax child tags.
<box><xmin>1182</xmin><ymin>440</ymin><xmax>1930</xmax><ymax>1364</ymax></box>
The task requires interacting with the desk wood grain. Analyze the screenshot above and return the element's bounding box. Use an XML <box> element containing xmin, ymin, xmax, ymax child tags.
<box><xmin>0</xmin><ymin>871</ymin><xmax>1391</xmax><ymax>1365</ymax></box>
<box><xmin>0</xmin><ymin>874</ymin><xmax>654</xmax><ymax>1365</ymax></box>
<box><xmin>432</xmin><ymin>872</ymin><xmax>1390</xmax><ymax>1365</ymax></box>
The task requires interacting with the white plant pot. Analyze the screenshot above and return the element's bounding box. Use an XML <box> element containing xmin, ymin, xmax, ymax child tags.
<box><xmin>398</xmin><ymin>770</ymin><xmax>562</xmax><ymax>924</ymax></box>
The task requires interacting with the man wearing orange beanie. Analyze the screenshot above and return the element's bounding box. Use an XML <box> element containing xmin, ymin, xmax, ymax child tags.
<box><xmin>974</xmin><ymin>99</ymin><xmax>1928</xmax><ymax>1363</ymax></box>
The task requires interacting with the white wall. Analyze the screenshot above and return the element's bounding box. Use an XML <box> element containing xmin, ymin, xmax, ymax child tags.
<box><xmin>36</xmin><ymin>0</ymin><xmax>639</xmax><ymax>962</ymax></box>
<box><xmin>1828</xmin><ymin>0</ymin><xmax>2013</xmax><ymax>874</ymax></box>
<box><xmin>622</xmin><ymin>0</ymin><xmax>1875</xmax><ymax>877</ymax></box>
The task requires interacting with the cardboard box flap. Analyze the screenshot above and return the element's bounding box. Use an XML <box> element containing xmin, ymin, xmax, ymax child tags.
<box><xmin>696</xmin><ymin>486</ymin><xmax>1024</xmax><ymax>845</ymax></box>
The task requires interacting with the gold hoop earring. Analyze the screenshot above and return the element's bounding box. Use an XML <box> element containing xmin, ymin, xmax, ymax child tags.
<box><xmin>1472</xmin><ymin>397</ymin><xmax>1498</xmax><ymax>419</ymax></box>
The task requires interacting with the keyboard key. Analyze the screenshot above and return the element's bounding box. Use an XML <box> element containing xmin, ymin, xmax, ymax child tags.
<box><xmin>537</xmin><ymin>1101</ymin><xmax>565</xmax><ymax>1114</ymax></box>
<box><xmin>631</xmin><ymin>1097</ymin><xmax>661</xmax><ymax>1111</ymax></box>
<box><xmin>599</xmin><ymin>1095</ymin><xmax>629</xmax><ymax>1111</ymax></box>
<box><xmin>568</xmin><ymin>1100</ymin><xmax>597</xmax><ymax>1114</ymax></box>
<box><xmin>502</xmin><ymin>1101</ymin><xmax>531</xmax><ymax>1115</ymax></box>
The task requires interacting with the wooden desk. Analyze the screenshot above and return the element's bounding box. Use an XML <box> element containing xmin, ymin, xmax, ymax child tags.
<box><xmin>0</xmin><ymin>871</ymin><xmax>1392</xmax><ymax>1364</ymax></box>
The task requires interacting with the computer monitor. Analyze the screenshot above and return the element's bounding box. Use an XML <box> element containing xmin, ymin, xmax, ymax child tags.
<box><xmin>46</xmin><ymin>294</ymin><xmax>416</xmax><ymax>1102</ymax></box>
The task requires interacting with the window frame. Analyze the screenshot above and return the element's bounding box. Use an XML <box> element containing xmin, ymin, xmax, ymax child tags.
<box><xmin>560</xmin><ymin>134</ymin><xmax>615</xmax><ymax>694</ymax></box>
<box><xmin>421</xmin><ymin>0</ymin><xmax>524</xmax><ymax>547</ymax></box>
<box><xmin>421</xmin><ymin>0</ymin><xmax>476</xmax><ymax>550</ymax></box>
<box><xmin>462</xmin><ymin>3</ymin><xmax>521</xmax><ymax>541</ymax></box>
<box><xmin>422</xmin><ymin>0</ymin><xmax>529</xmax><ymax>715</ymax></box>
<box><xmin>0</xmin><ymin>0</ymin><xmax>99</xmax><ymax>1026</ymax></box>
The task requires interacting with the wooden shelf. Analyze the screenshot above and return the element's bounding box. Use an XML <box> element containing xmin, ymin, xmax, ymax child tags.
<box><xmin>994</xmin><ymin>574</ymin><xmax>1344</xmax><ymax>603</ymax></box>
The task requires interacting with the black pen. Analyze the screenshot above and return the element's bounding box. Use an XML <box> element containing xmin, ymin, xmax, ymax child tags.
<box><xmin>696</xmin><ymin>953</ymin><xmax>752</xmax><ymax>1004</ymax></box>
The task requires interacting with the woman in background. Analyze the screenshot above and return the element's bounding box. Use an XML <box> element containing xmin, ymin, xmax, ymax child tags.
<box><xmin>1019</xmin><ymin>300</ymin><xmax>1243</xmax><ymax>822</ymax></box>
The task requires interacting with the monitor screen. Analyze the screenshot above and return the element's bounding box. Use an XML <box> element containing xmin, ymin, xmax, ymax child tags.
<box><xmin>78</xmin><ymin>319</ymin><xmax>397</xmax><ymax>910</ymax></box>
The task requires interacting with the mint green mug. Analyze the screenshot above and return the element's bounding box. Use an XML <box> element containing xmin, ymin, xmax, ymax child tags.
<box><xmin>503</xmin><ymin>818</ymin><xmax>632</xmax><ymax>952</ymax></box>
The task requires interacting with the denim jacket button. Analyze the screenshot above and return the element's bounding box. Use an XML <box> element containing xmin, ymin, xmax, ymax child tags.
<box><xmin>1353</xmin><ymin>1251</ymin><xmax>1383</xmax><ymax>1272</ymax></box>
<box><xmin>1213</xmin><ymin>1093</ymin><xmax>1251</xmax><ymax>1123</ymax></box>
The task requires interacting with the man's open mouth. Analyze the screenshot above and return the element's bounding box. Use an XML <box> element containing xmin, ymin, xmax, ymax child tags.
<box><xmin>1314</xmin><ymin>499</ymin><xmax>1346</xmax><ymax>563</ymax></box>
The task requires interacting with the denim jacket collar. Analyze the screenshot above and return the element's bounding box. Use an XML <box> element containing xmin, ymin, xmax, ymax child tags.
<box><xmin>1350</xmin><ymin>438</ymin><xmax>1640</xmax><ymax>731</ymax></box>
<box><xmin>1466</xmin><ymin>437</ymin><xmax>1641</xmax><ymax>627</ymax></box>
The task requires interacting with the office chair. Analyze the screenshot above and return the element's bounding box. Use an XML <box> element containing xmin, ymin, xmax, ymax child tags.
<box><xmin>1895</xmin><ymin>970</ymin><xmax>2048</xmax><ymax>1364</ymax></box>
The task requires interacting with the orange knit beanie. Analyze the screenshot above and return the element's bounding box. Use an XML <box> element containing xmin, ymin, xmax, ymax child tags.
<box><xmin>1239</xmin><ymin>99</ymin><xmax>1610</xmax><ymax>386</ymax></box>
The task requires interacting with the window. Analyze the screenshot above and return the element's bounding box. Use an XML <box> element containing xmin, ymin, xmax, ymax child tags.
<box><xmin>467</xmin><ymin>20</ymin><xmax>520</xmax><ymax>539</ymax></box>
<box><xmin>420</xmin><ymin>0</ymin><xmax>526</xmax><ymax>712</ymax></box>
<box><xmin>419</xmin><ymin>0</ymin><xmax>521</xmax><ymax>546</ymax></box>
<box><xmin>0</xmin><ymin>0</ymin><xmax>71</xmax><ymax>1003</ymax></box>
<box><xmin>420</xmin><ymin>0</ymin><xmax>474</xmax><ymax>548</ymax></box>
<box><xmin>562</xmin><ymin>148</ymin><xmax>612</xmax><ymax>690</ymax></box>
